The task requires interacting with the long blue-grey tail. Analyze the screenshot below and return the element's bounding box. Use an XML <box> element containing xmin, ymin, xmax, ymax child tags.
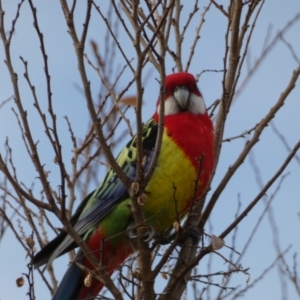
<box><xmin>51</xmin><ymin>252</ymin><xmax>83</xmax><ymax>300</ymax></box>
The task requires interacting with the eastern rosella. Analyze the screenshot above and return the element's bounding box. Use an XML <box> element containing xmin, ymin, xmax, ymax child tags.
<box><xmin>32</xmin><ymin>72</ymin><xmax>215</xmax><ymax>300</ymax></box>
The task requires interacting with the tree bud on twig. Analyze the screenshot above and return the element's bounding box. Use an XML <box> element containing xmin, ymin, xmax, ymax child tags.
<box><xmin>131</xmin><ymin>181</ymin><xmax>139</xmax><ymax>194</ymax></box>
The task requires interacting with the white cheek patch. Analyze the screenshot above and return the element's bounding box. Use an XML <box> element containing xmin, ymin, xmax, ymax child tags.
<box><xmin>188</xmin><ymin>93</ymin><xmax>206</xmax><ymax>115</ymax></box>
<box><xmin>156</xmin><ymin>94</ymin><xmax>206</xmax><ymax>116</ymax></box>
<box><xmin>157</xmin><ymin>96</ymin><xmax>180</xmax><ymax>116</ymax></box>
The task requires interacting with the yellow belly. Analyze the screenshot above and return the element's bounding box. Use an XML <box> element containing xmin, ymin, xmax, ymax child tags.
<box><xmin>144</xmin><ymin>133</ymin><xmax>198</xmax><ymax>232</ymax></box>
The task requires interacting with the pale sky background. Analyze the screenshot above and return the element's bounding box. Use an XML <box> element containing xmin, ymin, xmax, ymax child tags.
<box><xmin>0</xmin><ymin>1</ymin><xmax>300</xmax><ymax>300</ymax></box>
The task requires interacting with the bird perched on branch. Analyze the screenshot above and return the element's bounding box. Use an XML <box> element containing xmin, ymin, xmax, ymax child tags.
<box><xmin>32</xmin><ymin>72</ymin><xmax>215</xmax><ymax>300</ymax></box>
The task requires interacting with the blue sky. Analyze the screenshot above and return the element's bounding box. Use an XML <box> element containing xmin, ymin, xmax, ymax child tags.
<box><xmin>0</xmin><ymin>1</ymin><xmax>300</xmax><ymax>299</ymax></box>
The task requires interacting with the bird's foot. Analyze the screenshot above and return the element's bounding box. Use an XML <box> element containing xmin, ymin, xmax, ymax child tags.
<box><xmin>178</xmin><ymin>224</ymin><xmax>200</xmax><ymax>245</ymax></box>
<box><xmin>127</xmin><ymin>224</ymin><xmax>156</xmax><ymax>242</ymax></box>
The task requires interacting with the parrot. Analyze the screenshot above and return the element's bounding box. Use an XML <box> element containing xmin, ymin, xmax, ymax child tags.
<box><xmin>32</xmin><ymin>72</ymin><xmax>215</xmax><ymax>300</ymax></box>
